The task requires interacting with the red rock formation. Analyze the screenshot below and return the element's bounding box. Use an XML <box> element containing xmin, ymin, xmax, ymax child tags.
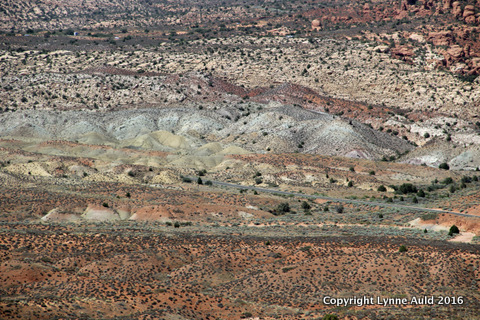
<box><xmin>427</xmin><ymin>31</ymin><xmax>454</xmax><ymax>46</ymax></box>
<box><xmin>464</xmin><ymin>44</ymin><xmax>472</xmax><ymax>57</ymax></box>
<box><xmin>443</xmin><ymin>0</ymin><xmax>453</xmax><ymax>10</ymax></box>
<box><xmin>452</xmin><ymin>1</ymin><xmax>463</xmax><ymax>17</ymax></box>
<box><xmin>423</xmin><ymin>0</ymin><xmax>435</xmax><ymax>10</ymax></box>
<box><xmin>463</xmin><ymin>5</ymin><xmax>477</xmax><ymax>23</ymax></box>
<box><xmin>390</xmin><ymin>46</ymin><xmax>414</xmax><ymax>63</ymax></box>
<box><xmin>447</xmin><ymin>45</ymin><xmax>464</xmax><ymax>59</ymax></box>
<box><xmin>311</xmin><ymin>19</ymin><xmax>321</xmax><ymax>30</ymax></box>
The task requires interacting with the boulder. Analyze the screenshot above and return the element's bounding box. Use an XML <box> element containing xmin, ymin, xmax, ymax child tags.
<box><xmin>427</xmin><ymin>31</ymin><xmax>453</xmax><ymax>46</ymax></box>
<box><xmin>423</xmin><ymin>0</ymin><xmax>435</xmax><ymax>10</ymax></box>
<box><xmin>465</xmin><ymin>15</ymin><xmax>477</xmax><ymax>23</ymax></box>
<box><xmin>464</xmin><ymin>4</ymin><xmax>476</xmax><ymax>12</ymax></box>
<box><xmin>311</xmin><ymin>19</ymin><xmax>321</xmax><ymax>29</ymax></box>
<box><xmin>447</xmin><ymin>45</ymin><xmax>464</xmax><ymax>59</ymax></box>
<box><xmin>391</xmin><ymin>46</ymin><xmax>414</xmax><ymax>57</ymax></box>
<box><xmin>452</xmin><ymin>1</ymin><xmax>462</xmax><ymax>17</ymax></box>
<box><xmin>463</xmin><ymin>5</ymin><xmax>476</xmax><ymax>21</ymax></box>
<box><xmin>470</xmin><ymin>57</ymin><xmax>480</xmax><ymax>68</ymax></box>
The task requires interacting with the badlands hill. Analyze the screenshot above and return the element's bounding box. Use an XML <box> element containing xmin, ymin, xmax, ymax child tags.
<box><xmin>0</xmin><ymin>97</ymin><xmax>413</xmax><ymax>161</ymax></box>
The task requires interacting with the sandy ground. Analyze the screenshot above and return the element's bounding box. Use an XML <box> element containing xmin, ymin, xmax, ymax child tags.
<box><xmin>409</xmin><ymin>218</ymin><xmax>475</xmax><ymax>243</ymax></box>
<box><xmin>448</xmin><ymin>232</ymin><xmax>476</xmax><ymax>243</ymax></box>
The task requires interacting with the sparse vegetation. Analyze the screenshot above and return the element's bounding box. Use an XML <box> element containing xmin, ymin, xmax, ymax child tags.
<box><xmin>1</xmin><ymin>2</ymin><xmax>480</xmax><ymax>319</ymax></box>
<box><xmin>181</xmin><ymin>176</ymin><xmax>192</xmax><ymax>183</ymax></box>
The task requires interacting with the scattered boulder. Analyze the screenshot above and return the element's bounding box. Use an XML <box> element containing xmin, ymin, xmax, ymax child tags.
<box><xmin>311</xmin><ymin>19</ymin><xmax>321</xmax><ymax>29</ymax></box>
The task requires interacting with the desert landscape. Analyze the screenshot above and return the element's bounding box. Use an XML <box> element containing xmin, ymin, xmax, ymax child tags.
<box><xmin>1</xmin><ymin>0</ymin><xmax>480</xmax><ymax>319</ymax></box>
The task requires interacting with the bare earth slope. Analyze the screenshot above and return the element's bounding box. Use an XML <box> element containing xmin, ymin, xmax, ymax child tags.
<box><xmin>0</xmin><ymin>103</ymin><xmax>413</xmax><ymax>160</ymax></box>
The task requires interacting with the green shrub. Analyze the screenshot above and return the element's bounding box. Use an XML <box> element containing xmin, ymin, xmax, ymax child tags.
<box><xmin>274</xmin><ymin>203</ymin><xmax>290</xmax><ymax>215</ymax></box>
<box><xmin>399</xmin><ymin>245</ymin><xmax>407</xmax><ymax>252</ymax></box>
<box><xmin>461</xmin><ymin>176</ymin><xmax>472</xmax><ymax>183</ymax></box>
<box><xmin>378</xmin><ymin>185</ymin><xmax>387</xmax><ymax>192</ymax></box>
<box><xmin>439</xmin><ymin>162</ymin><xmax>450</xmax><ymax>170</ymax></box>
<box><xmin>449</xmin><ymin>225</ymin><xmax>459</xmax><ymax>236</ymax></box>
<box><xmin>398</xmin><ymin>183</ymin><xmax>417</xmax><ymax>194</ymax></box>
<box><xmin>301</xmin><ymin>201</ymin><xmax>311</xmax><ymax>210</ymax></box>
<box><xmin>442</xmin><ymin>177</ymin><xmax>453</xmax><ymax>184</ymax></box>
